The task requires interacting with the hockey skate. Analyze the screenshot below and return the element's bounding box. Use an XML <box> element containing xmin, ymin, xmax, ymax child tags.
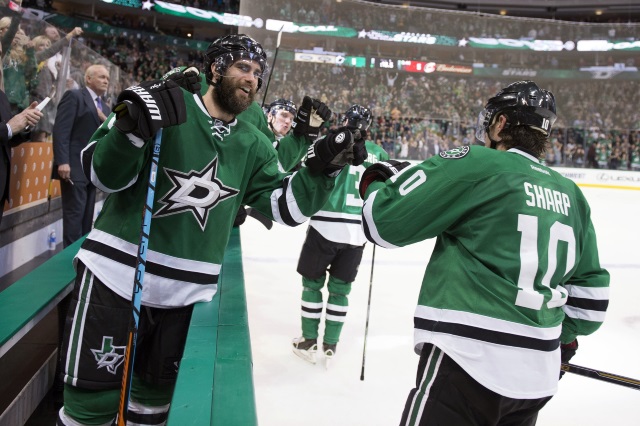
<box><xmin>323</xmin><ymin>343</ymin><xmax>337</xmax><ymax>370</ymax></box>
<box><xmin>292</xmin><ymin>337</ymin><xmax>318</xmax><ymax>364</ymax></box>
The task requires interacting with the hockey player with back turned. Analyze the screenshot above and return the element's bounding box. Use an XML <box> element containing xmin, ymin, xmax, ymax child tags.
<box><xmin>293</xmin><ymin>105</ymin><xmax>389</xmax><ymax>368</ymax></box>
<box><xmin>56</xmin><ymin>34</ymin><xmax>366</xmax><ymax>426</ymax></box>
<box><xmin>358</xmin><ymin>81</ymin><xmax>610</xmax><ymax>425</ymax></box>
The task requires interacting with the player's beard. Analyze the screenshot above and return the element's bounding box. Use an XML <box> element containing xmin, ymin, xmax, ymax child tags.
<box><xmin>213</xmin><ymin>76</ymin><xmax>256</xmax><ymax>117</ymax></box>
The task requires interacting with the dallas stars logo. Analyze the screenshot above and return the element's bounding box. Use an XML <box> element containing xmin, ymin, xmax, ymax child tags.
<box><xmin>90</xmin><ymin>336</ymin><xmax>126</xmax><ymax>375</ymax></box>
<box><xmin>439</xmin><ymin>146</ymin><xmax>470</xmax><ymax>159</ymax></box>
<box><xmin>155</xmin><ymin>157</ymin><xmax>239</xmax><ymax>230</ymax></box>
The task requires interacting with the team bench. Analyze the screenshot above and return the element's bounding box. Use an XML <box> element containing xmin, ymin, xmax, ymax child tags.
<box><xmin>0</xmin><ymin>227</ymin><xmax>256</xmax><ymax>426</ymax></box>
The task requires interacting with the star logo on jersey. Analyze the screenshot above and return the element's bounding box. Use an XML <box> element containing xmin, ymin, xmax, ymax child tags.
<box><xmin>155</xmin><ymin>157</ymin><xmax>239</xmax><ymax>230</ymax></box>
<box><xmin>439</xmin><ymin>146</ymin><xmax>470</xmax><ymax>159</ymax></box>
<box><xmin>90</xmin><ymin>336</ymin><xmax>126</xmax><ymax>375</ymax></box>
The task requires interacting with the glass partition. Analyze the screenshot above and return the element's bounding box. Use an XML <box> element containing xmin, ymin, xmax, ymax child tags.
<box><xmin>1</xmin><ymin>5</ymin><xmax>134</xmax><ymax>212</ymax></box>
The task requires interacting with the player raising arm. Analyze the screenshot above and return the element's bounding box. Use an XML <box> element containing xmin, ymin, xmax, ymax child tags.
<box><xmin>56</xmin><ymin>35</ymin><xmax>365</xmax><ymax>426</ymax></box>
<box><xmin>359</xmin><ymin>81</ymin><xmax>610</xmax><ymax>425</ymax></box>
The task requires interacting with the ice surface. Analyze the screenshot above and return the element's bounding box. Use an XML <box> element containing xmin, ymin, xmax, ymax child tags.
<box><xmin>242</xmin><ymin>185</ymin><xmax>640</xmax><ymax>426</ymax></box>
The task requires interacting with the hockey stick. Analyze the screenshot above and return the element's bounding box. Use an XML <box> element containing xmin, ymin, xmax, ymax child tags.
<box><xmin>261</xmin><ymin>25</ymin><xmax>284</xmax><ymax>108</ymax></box>
<box><xmin>117</xmin><ymin>128</ymin><xmax>163</xmax><ymax>426</ymax></box>
<box><xmin>360</xmin><ymin>244</ymin><xmax>376</xmax><ymax>381</ymax></box>
<box><xmin>246</xmin><ymin>207</ymin><xmax>273</xmax><ymax>230</ymax></box>
<box><xmin>561</xmin><ymin>362</ymin><xmax>640</xmax><ymax>390</ymax></box>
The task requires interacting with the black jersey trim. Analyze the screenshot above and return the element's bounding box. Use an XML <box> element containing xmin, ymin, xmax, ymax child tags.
<box><xmin>362</xmin><ymin>217</ymin><xmax>374</xmax><ymax>242</ymax></box>
<box><xmin>277</xmin><ymin>176</ymin><xmax>298</xmax><ymax>226</ymax></box>
<box><xmin>81</xmin><ymin>141</ymin><xmax>97</xmax><ymax>182</ymax></box>
<box><xmin>566</xmin><ymin>296</ymin><xmax>609</xmax><ymax>312</ymax></box>
<box><xmin>82</xmin><ymin>239</ymin><xmax>219</xmax><ymax>285</ymax></box>
<box><xmin>311</xmin><ymin>215</ymin><xmax>362</xmax><ymax>225</ymax></box>
<box><xmin>414</xmin><ymin>317</ymin><xmax>559</xmax><ymax>352</ymax></box>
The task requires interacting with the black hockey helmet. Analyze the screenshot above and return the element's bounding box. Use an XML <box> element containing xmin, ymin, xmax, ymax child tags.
<box><xmin>203</xmin><ymin>34</ymin><xmax>268</xmax><ymax>89</ymax></box>
<box><xmin>475</xmin><ymin>81</ymin><xmax>557</xmax><ymax>143</ymax></box>
<box><xmin>344</xmin><ymin>104</ymin><xmax>373</xmax><ymax>130</ymax></box>
<box><xmin>268</xmin><ymin>98</ymin><xmax>297</xmax><ymax>116</ymax></box>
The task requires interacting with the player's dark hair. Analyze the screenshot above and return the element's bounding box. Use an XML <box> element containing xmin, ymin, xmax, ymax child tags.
<box><xmin>498</xmin><ymin>123</ymin><xmax>550</xmax><ymax>158</ymax></box>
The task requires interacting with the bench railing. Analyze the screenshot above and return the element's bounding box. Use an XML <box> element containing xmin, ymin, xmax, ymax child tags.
<box><xmin>168</xmin><ymin>227</ymin><xmax>257</xmax><ymax>425</ymax></box>
<box><xmin>0</xmin><ymin>228</ymin><xmax>256</xmax><ymax>426</ymax></box>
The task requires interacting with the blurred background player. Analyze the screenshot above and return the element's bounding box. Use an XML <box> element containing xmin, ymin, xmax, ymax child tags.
<box><xmin>266</xmin><ymin>98</ymin><xmax>296</xmax><ymax>142</ymax></box>
<box><xmin>293</xmin><ymin>104</ymin><xmax>389</xmax><ymax>368</ymax></box>
<box><xmin>234</xmin><ymin>96</ymin><xmax>330</xmax><ymax>226</ymax></box>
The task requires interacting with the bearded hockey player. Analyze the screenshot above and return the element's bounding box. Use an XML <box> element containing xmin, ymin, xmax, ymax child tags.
<box><xmin>293</xmin><ymin>105</ymin><xmax>389</xmax><ymax>368</ymax></box>
<box><xmin>359</xmin><ymin>81</ymin><xmax>609</xmax><ymax>425</ymax></box>
<box><xmin>56</xmin><ymin>34</ymin><xmax>365</xmax><ymax>426</ymax></box>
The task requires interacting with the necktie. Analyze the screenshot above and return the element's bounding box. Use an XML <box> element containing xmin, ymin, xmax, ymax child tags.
<box><xmin>96</xmin><ymin>96</ymin><xmax>103</xmax><ymax>111</ymax></box>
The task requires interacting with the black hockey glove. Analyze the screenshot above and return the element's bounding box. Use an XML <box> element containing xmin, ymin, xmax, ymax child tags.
<box><xmin>359</xmin><ymin>160</ymin><xmax>411</xmax><ymax>198</ymax></box>
<box><xmin>351</xmin><ymin>129</ymin><xmax>368</xmax><ymax>167</ymax></box>
<box><xmin>113</xmin><ymin>79</ymin><xmax>186</xmax><ymax>141</ymax></box>
<box><xmin>559</xmin><ymin>339</ymin><xmax>578</xmax><ymax>379</ymax></box>
<box><xmin>305</xmin><ymin>127</ymin><xmax>354</xmax><ymax>177</ymax></box>
<box><xmin>163</xmin><ymin>66</ymin><xmax>201</xmax><ymax>95</ymax></box>
<box><xmin>292</xmin><ymin>96</ymin><xmax>331</xmax><ymax>141</ymax></box>
<box><xmin>326</xmin><ymin>128</ymin><xmax>368</xmax><ymax>169</ymax></box>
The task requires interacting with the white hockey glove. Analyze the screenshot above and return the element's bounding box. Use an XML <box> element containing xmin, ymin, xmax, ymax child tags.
<box><xmin>292</xmin><ymin>96</ymin><xmax>332</xmax><ymax>142</ymax></box>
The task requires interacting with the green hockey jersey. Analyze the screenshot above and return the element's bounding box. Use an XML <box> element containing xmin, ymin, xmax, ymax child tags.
<box><xmin>181</xmin><ymin>68</ymin><xmax>308</xmax><ymax>172</ymax></box>
<box><xmin>238</xmin><ymin>101</ymin><xmax>309</xmax><ymax>172</ymax></box>
<box><xmin>310</xmin><ymin>141</ymin><xmax>389</xmax><ymax>245</ymax></box>
<box><xmin>76</xmin><ymin>91</ymin><xmax>335</xmax><ymax>308</ymax></box>
<box><xmin>361</xmin><ymin>146</ymin><xmax>609</xmax><ymax>399</ymax></box>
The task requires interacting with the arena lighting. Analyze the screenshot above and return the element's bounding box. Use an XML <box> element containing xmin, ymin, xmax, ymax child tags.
<box><xmin>499</xmin><ymin>10</ymin><xmax>507</xmax><ymax>15</ymax></box>
<box><xmin>595</xmin><ymin>10</ymin><xmax>603</xmax><ymax>15</ymax></box>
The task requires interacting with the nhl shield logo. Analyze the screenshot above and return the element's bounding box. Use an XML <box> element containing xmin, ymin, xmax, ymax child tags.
<box><xmin>439</xmin><ymin>146</ymin><xmax>470</xmax><ymax>159</ymax></box>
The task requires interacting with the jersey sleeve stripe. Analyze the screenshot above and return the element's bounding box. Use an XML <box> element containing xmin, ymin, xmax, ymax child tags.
<box><xmin>565</xmin><ymin>296</ymin><xmax>609</xmax><ymax>312</ymax></box>
<box><xmin>362</xmin><ymin>191</ymin><xmax>399</xmax><ymax>249</ymax></box>
<box><xmin>272</xmin><ymin>173</ymin><xmax>309</xmax><ymax>226</ymax></box>
<box><xmin>270</xmin><ymin>187</ymin><xmax>285</xmax><ymax>224</ymax></box>
<box><xmin>562</xmin><ymin>305</ymin><xmax>607</xmax><ymax>322</ymax></box>
<box><xmin>563</xmin><ymin>284</ymin><xmax>610</xmax><ymax>300</ymax></box>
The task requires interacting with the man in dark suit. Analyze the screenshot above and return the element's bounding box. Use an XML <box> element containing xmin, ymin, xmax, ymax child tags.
<box><xmin>1</xmin><ymin>90</ymin><xmax>43</xmax><ymax>226</ymax></box>
<box><xmin>53</xmin><ymin>64</ymin><xmax>110</xmax><ymax>247</ymax></box>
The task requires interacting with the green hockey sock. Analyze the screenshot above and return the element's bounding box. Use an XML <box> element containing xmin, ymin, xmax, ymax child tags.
<box><xmin>324</xmin><ymin>275</ymin><xmax>352</xmax><ymax>345</ymax></box>
<box><xmin>301</xmin><ymin>275</ymin><xmax>325</xmax><ymax>339</ymax></box>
